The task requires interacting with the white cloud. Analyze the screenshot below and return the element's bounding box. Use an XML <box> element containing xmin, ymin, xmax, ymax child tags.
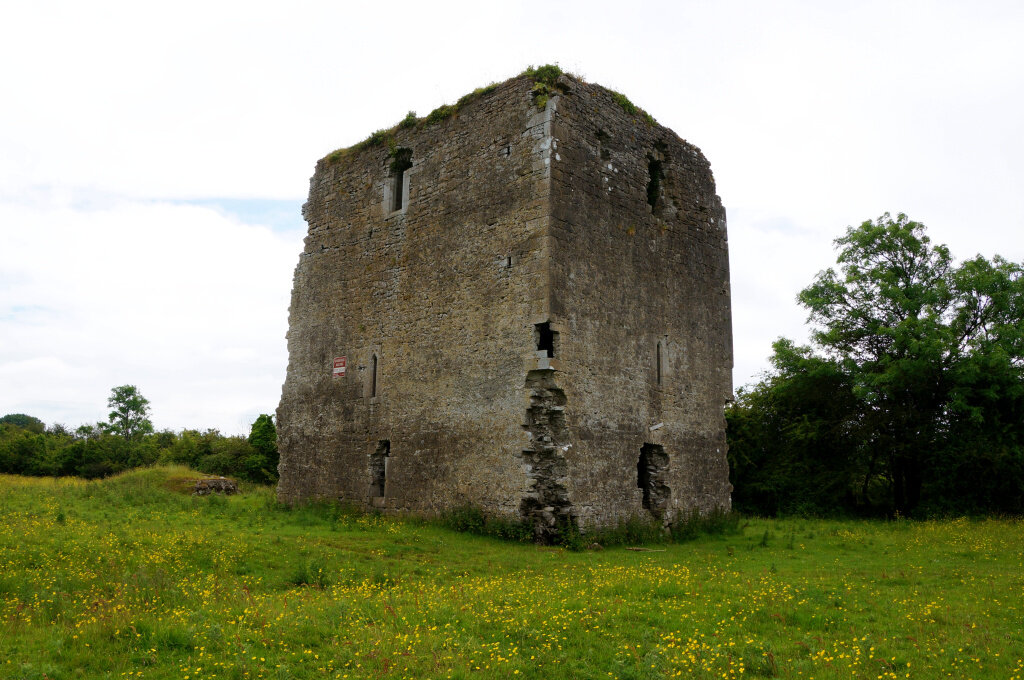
<box><xmin>0</xmin><ymin>195</ymin><xmax>301</xmax><ymax>433</ymax></box>
<box><xmin>1</xmin><ymin>0</ymin><xmax>1023</xmax><ymax>426</ymax></box>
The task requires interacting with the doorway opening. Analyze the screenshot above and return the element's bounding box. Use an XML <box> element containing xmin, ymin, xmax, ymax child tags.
<box><xmin>637</xmin><ymin>443</ymin><xmax>670</xmax><ymax>518</ymax></box>
<box><xmin>370</xmin><ymin>440</ymin><xmax>390</xmax><ymax>498</ymax></box>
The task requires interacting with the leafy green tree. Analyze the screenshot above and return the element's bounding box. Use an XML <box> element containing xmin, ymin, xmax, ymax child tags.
<box><xmin>245</xmin><ymin>414</ymin><xmax>279</xmax><ymax>483</ymax></box>
<box><xmin>0</xmin><ymin>424</ymin><xmax>42</xmax><ymax>474</ymax></box>
<box><xmin>104</xmin><ymin>385</ymin><xmax>154</xmax><ymax>442</ymax></box>
<box><xmin>730</xmin><ymin>213</ymin><xmax>1024</xmax><ymax>516</ymax></box>
<box><xmin>0</xmin><ymin>413</ymin><xmax>46</xmax><ymax>434</ymax></box>
<box><xmin>248</xmin><ymin>414</ymin><xmax>277</xmax><ymax>457</ymax></box>
<box><xmin>727</xmin><ymin>340</ymin><xmax>864</xmax><ymax>515</ymax></box>
<box><xmin>798</xmin><ymin>214</ymin><xmax>1024</xmax><ymax>513</ymax></box>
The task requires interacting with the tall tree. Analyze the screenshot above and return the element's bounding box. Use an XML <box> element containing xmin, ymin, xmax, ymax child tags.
<box><xmin>798</xmin><ymin>214</ymin><xmax>955</xmax><ymax>512</ymax></box>
<box><xmin>801</xmin><ymin>214</ymin><xmax>1024</xmax><ymax>514</ymax></box>
<box><xmin>729</xmin><ymin>213</ymin><xmax>1024</xmax><ymax>516</ymax></box>
<box><xmin>105</xmin><ymin>385</ymin><xmax>154</xmax><ymax>442</ymax></box>
<box><xmin>246</xmin><ymin>414</ymin><xmax>279</xmax><ymax>484</ymax></box>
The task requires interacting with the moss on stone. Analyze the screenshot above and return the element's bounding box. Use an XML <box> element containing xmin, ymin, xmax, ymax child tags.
<box><xmin>323</xmin><ymin>65</ymin><xmax>656</xmax><ymax>164</ymax></box>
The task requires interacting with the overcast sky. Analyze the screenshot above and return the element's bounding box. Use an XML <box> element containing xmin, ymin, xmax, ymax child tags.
<box><xmin>2</xmin><ymin>0</ymin><xmax>1023</xmax><ymax>434</ymax></box>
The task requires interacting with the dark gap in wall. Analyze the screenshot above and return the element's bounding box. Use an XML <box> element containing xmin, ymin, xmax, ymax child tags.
<box><xmin>370</xmin><ymin>354</ymin><xmax>378</xmax><ymax>398</ymax></box>
<box><xmin>638</xmin><ymin>443</ymin><xmax>670</xmax><ymax>518</ymax></box>
<box><xmin>390</xmin><ymin>148</ymin><xmax>413</xmax><ymax>211</ymax></box>
<box><xmin>656</xmin><ymin>341</ymin><xmax>662</xmax><ymax>385</ymax></box>
<box><xmin>647</xmin><ymin>157</ymin><xmax>664</xmax><ymax>209</ymax></box>
<box><xmin>596</xmin><ymin>128</ymin><xmax>611</xmax><ymax>160</ymax></box>
<box><xmin>370</xmin><ymin>440</ymin><xmax>390</xmax><ymax>498</ymax></box>
<box><xmin>535</xmin><ymin>322</ymin><xmax>555</xmax><ymax>357</ymax></box>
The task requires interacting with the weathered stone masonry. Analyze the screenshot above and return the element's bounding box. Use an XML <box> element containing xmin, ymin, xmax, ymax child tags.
<box><xmin>277</xmin><ymin>72</ymin><xmax>733</xmax><ymax>535</ymax></box>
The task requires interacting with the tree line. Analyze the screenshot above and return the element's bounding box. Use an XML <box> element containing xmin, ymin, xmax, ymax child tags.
<box><xmin>728</xmin><ymin>214</ymin><xmax>1024</xmax><ymax>517</ymax></box>
<box><xmin>0</xmin><ymin>386</ymin><xmax>279</xmax><ymax>484</ymax></box>
<box><xmin>4</xmin><ymin>213</ymin><xmax>1022</xmax><ymax>516</ymax></box>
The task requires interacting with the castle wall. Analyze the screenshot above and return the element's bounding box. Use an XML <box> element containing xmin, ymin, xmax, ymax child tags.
<box><xmin>277</xmin><ymin>78</ymin><xmax>553</xmax><ymax>516</ymax></box>
<box><xmin>278</xmin><ymin>72</ymin><xmax>733</xmax><ymax>534</ymax></box>
<box><xmin>545</xmin><ymin>79</ymin><xmax>734</xmax><ymax>528</ymax></box>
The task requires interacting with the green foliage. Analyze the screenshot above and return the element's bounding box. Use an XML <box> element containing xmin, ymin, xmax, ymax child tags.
<box><xmin>159</xmin><ymin>422</ymin><xmax>277</xmax><ymax>485</ymax></box>
<box><xmin>0</xmin><ymin>403</ymin><xmax>278</xmax><ymax>484</ymax></box>
<box><xmin>5</xmin><ymin>470</ymin><xmax>1023</xmax><ymax>679</ymax></box>
<box><xmin>325</xmin><ymin>67</ymin><xmax>570</xmax><ymax>160</ymax></box>
<box><xmin>522</xmin><ymin>63</ymin><xmax>563</xmax><ymax>87</ymax></box>
<box><xmin>289</xmin><ymin>556</ymin><xmax>331</xmax><ymax>588</ymax></box>
<box><xmin>398</xmin><ymin>110</ymin><xmax>418</xmax><ymax>129</ymax></box>
<box><xmin>608</xmin><ymin>89</ymin><xmax>638</xmax><ymax>115</ymax></box>
<box><xmin>105</xmin><ymin>384</ymin><xmax>153</xmax><ymax>441</ymax></box>
<box><xmin>421</xmin><ymin>84</ymin><xmax>500</xmax><ymax>126</ymax></box>
<box><xmin>0</xmin><ymin>413</ymin><xmax>45</xmax><ymax>433</ymax></box>
<box><xmin>0</xmin><ymin>424</ymin><xmax>48</xmax><ymax>475</ymax></box>
<box><xmin>523</xmin><ymin>64</ymin><xmax>566</xmax><ymax>110</ymax></box>
<box><xmin>248</xmin><ymin>414</ymin><xmax>277</xmax><ymax>457</ymax></box>
<box><xmin>599</xmin><ymin>86</ymin><xmax>656</xmax><ymax>123</ymax></box>
<box><xmin>424</xmin><ymin>103</ymin><xmax>456</xmax><ymax>125</ymax></box>
<box><xmin>389</xmin><ymin>147</ymin><xmax>413</xmax><ymax>174</ymax></box>
<box><xmin>587</xmin><ymin>515</ymin><xmax>666</xmax><ymax>546</ymax></box>
<box><xmin>727</xmin><ymin>340</ymin><xmax>866</xmax><ymax>516</ymax></box>
<box><xmin>358</xmin><ymin>128</ymin><xmax>391</xmax><ymax>150</ymax></box>
<box><xmin>245</xmin><ymin>414</ymin><xmax>279</xmax><ymax>484</ymax></box>
<box><xmin>456</xmin><ymin>84</ymin><xmax>498</xmax><ymax>109</ymax></box>
<box><xmin>438</xmin><ymin>504</ymin><xmax>739</xmax><ymax>549</ymax></box>
<box><xmin>669</xmin><ymin>507</ymin><xmax>741</xmax><ymax>541</ymax></box>
<box><xmin>730</xmin><ymin>213</ymin><xmax>1024</xmax><ymax>516</ymax></box>
<box><xmin>325</xmin><ymin>128</ymin><xmax>394</xmax><ymax>163</ymax></box>
<box><xmin>438</xmin><ymin>505</ymin><xmax>533</xmax><ymax>542</ymax></box>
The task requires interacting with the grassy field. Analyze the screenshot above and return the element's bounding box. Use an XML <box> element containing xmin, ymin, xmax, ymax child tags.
<box><xmin>1</xmin><ymin>468</ymin><xmax>1022</xmax><ymax>680</ymax></box>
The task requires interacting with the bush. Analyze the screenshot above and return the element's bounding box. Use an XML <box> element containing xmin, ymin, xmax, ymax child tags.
<box><xmin>439</xmin><ymin>505</ymin><xmax>533</xmax><ymax>542</ymax></box>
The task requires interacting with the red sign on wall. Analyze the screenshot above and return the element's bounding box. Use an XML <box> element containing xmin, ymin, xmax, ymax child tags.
<box><xmin>332</xmin><ymin>356</ymin><xmax>347</xmax><ymax>378</ymax></box>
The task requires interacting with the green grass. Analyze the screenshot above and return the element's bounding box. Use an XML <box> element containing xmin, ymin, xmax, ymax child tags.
<box><xmin>2</xmin><ymin>468</ymin><xmax>1022</xmax><ymax>679</ymax></box>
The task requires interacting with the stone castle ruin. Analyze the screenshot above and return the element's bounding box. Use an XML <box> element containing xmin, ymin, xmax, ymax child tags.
<box><xmin>276</xmin><ymin>69</ymin><xmax>733</xmax><ymax>537</ymax></box>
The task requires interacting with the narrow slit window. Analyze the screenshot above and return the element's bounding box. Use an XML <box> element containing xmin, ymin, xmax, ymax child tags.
<box><xmin>656</xmin><ymin>341</ymin><xmax>662</xmax><ymax>385</ymax></box>
<box><xmin>370</xmin><ymin>353</ymin><xmax>378</xmax><ymax>398</ymax></box>
<box><xmin>647</xmin><ymin>157</ymin><xmax>664</xmax><ymax>209</ymax></box>
<box><xmin>392</xmin><ymin>170</ymin><xmax>405</xmax><ymax>211</ymax></box>
<box><xmin>535</xmin><ymin>322</ymin><xmax>555</xmax><ymax>358</ymax></box>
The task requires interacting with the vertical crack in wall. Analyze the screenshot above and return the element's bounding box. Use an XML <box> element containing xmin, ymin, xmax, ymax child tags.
<box><xmin>521</xmin><ymin>368</ymin><xmax>573</xmax><ymax>541</ymax></box>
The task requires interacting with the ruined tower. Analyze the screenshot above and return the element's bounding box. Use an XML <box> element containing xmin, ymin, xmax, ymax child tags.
<box><xmin>276</xmin><ymin>69</ymin><xmax>733</xmax><ymax>535</ymax></box>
